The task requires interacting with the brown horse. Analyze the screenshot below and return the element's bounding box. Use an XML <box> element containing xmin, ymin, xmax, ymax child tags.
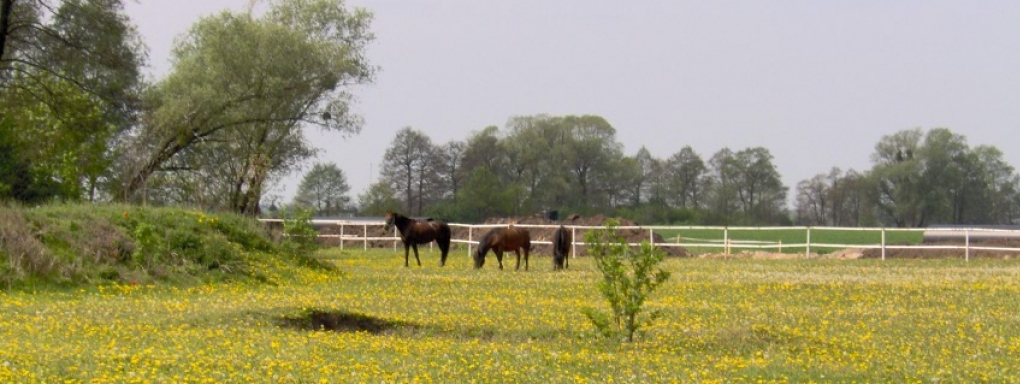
<box><xmin>552</xmin><ymin>225</ymin><xmax>571</xmax><ymax>270</ymax></box>
<box><xmin>473</xmin><ymin>226</ymin><xmax>532</xmax><ymax>270</ymax></box>
<box><xmin>384</xmin><ymin>211</ymin><xmax>452</xmax><ymax>267</ymax></box>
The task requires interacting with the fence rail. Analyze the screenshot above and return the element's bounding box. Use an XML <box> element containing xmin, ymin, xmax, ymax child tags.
<box><xmin>259</xmin><ymin>219</ymin><xmax>1020</xmax><ymax>261</ymax></box>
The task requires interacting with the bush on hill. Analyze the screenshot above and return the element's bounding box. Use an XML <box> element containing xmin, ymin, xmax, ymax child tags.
<box><xmin>0</xmin><ymin>203</ymin><xmax>331</xmax><ymax>289</ymax></box>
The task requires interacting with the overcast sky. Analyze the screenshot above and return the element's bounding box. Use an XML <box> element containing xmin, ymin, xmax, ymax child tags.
<box><xmin>124</xmin><ymin>1</ymin><xmax>1020</xmax><ymax>205</ymax></box>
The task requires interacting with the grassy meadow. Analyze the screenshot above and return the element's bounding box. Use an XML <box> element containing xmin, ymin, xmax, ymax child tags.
<box><xmin>653</xmin><ymin>227</ymin><xmax>924</xmax><ymax>254</ymax></box>
<box><xmin>3</xmin><ymin>248</ymin><xmax>1020</xmax><ymax>382</ymax></box>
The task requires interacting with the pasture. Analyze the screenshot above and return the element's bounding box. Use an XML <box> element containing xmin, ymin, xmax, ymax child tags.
<box><xmin>653</xmin><ymin>227</ymin><xmax>924</xmax><ymax>254</ymax></box>
<box><xmin>2</xmin><ymin>249</ymin><xmax>1019</xmax><ymax>382</ymax></box>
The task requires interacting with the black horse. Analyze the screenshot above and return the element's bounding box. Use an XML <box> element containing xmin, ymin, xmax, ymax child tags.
<box><xmin>384</xmin><ymin>211</ymin><xmax>452</xmax><ymax>267</ymax></box>
<box><xmin>473</xmin><ymin>226</ymin><xmax>532</xmax><ymax>270</ymax></box>
<box><xmin>552</xmin><ymin>225</ymin><xmax>571</xmax><ymax>270</ymax></box>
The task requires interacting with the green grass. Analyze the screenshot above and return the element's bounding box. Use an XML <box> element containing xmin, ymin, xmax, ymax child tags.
<box><xmin>2</xmin><ymin>248</ymin><xmax>1019</xmax><ymax>382</ymax></box>
<box><xmin>654</xmin><ymin>227</ymin><xmax>924</xmax><ymax>254</ymax></box>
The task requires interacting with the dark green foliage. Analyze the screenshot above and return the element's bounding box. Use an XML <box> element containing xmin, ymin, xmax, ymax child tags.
<box><xmin>0</xmin><ymin>119</ymin><xmax>61</xmax><ymax>203</ymax></box>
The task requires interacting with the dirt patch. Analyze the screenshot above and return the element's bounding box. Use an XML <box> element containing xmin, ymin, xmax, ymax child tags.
<box><xmin>861</xmin><ymin>240</ymin><xmax>1020</xmax><ymax>259</ymax></box>
<box><xmin>697</xmin><ymin>248</ymin><xmax>865</xmax><ymax>260</ymax></box>
<box><xmin>276</xmin><ymin>310</ymin><xmax>409</xmax><ymax>334</ymax></box>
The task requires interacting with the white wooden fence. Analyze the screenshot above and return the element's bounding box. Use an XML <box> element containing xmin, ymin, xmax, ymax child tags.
<box><xmin>259</xmin><ymin>219</ymin><xmax>1020</xmax><ymax>261</ymax></box>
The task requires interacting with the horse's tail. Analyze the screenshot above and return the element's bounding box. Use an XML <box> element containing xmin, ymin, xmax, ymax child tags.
<box><xmin>553</xmin><ymin>226</ymin><xmax>569</xmax><ymax>256</ymax></box>
<box><xmin>436</xmin><ymin>222</ymin><xmax>452</xmax><ymax>247</ymax></box>
<box><xmin>435</xmin><ymin>222</ymin><xmax>452</xmax><ymax>265</ymax></box>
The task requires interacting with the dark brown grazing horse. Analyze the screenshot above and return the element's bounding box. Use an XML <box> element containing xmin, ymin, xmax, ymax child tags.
<box><xmin>384</xmin><ymin>211</ymin><xmax>452</xmax><ymax>267</ymax></box>
<box><xmin>473</xmin><ymin>226</ymin><xmax>532</xmax><ymax>270</ymax></box>
<box><xmin>552</xmin><ymin>225</ymin><xmax>571</xmax><ymax>270</ymax></box>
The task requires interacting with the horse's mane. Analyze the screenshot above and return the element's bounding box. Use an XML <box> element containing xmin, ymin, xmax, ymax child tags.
<box><xmin>475</xmin><ymin>228</ymin><xmax>500</xmax><ymax>254</ymax></box>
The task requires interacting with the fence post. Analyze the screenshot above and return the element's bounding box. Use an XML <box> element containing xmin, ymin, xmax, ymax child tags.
<box><xmin>881</xmin><ymin>228</ymin><xmax>886</xmax><ymax>261</ymax></box>
<box><xmin>724</xmin><ymin>227</ymin><xmax>729</xmax><ymax>256</ymax></box>
<box><xmin>340</xmin><ymin>224</ymin><xmax>344</xmax><ymax>251</ymax></box>
<box><xmin>649</xmin><ymin>228</ymin><xmax>654</xmax><ymax>250</ymax></box>
<box><xmin>806</xmin><ymin>227</ymin><xmax>811</xmax><ymax>258</ymax></box>
<box><xmin>571</xmin><ymin>227</ymin><xmax>577</xmax><ymax>259</ymax></box>
<box><xmin>363</xmin><ymin>224</ymin><xmax>368</xmax><ymax>251</ymax></box>
<box><xmin>393</xmin><ymin>227</ymin><xmax>398</xmax><ymax>251</ymax></box>
<box><xmin>467</xmin><ymin>226</ymin><xmax>473</xmax><ymax>257</ymax></box>
<box><xmin>965</xmin><ymin>229</ymin><xmax>970</xmax><ymax>262</ymax></box>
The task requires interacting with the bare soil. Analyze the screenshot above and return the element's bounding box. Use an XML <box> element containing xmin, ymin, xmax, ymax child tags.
<box><xmin>860</xmin><ymin>239</ymin><xmax>1020</xmax><ymax>259</ymax></box>
<box><xmin>697</xmin><ymin>248</ymin><xmax>864</xmax><ymax>260</ymax></box>
<box><xmin>276</xmin><ymin>310</ymin><xmax>409</xmax><ymax>334</ymax></box>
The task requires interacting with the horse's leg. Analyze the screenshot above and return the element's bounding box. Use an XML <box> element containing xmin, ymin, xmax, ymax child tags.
<box><xmin>437</xmin><ymin>239</ymin><xmax>450</xmax><ymax>267</ymax></box>
<box><xmin>495</xmin><ymin>250</ymin><xmax>504</xmax><ymax>270</ymax></box>
<box><xmin>412</xmin><ymin>243</ymin><xmax>422</xmax><ymax>266</ymax></box>
<box><xmin>514</xmin><ymin>249</ymin><xmax>522</xmax><ymax>271</ymax></box>
<box><xmin>524</xmin><ymin>246</ymin><xmax>530</xmax><ymax>271</ymax></box>
<box><xmin>403</xmin><ymin>244</ymin><xmax>411</xmax><ymax>267</ymax></box>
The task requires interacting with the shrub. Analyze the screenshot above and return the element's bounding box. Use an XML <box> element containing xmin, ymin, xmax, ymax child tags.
<box><xmin>280</xmin><ymin>208</ymin><xmax>318</xmax><ymax>258</ymax></box>
<box><xmin>581</xmin><ymin>219</ymin><xmax>671</xmax><ymax>342</ymax></box>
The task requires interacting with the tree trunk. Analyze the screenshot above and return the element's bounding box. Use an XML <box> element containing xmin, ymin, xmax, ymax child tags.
<box><xmin>405</xmin><ymin>164</ymin><xmax>412</xmax><ymax>214</ymax></box>
<box><xmin>0</xmin><ymin>0</ymin><xmax>15</xmax><ymax>65</ymax></box>
<box><xmin>122</xmin><ymin>133</ymin><xmax>196</xmax><ymax>202</ymax></box>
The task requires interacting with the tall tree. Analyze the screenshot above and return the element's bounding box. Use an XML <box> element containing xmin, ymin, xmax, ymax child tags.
<box><xmin>733</xmin><ymin>147</ymin><xmax>788</xmax><ymax>223</ymax></box>
<box><xmin>0</xmin><ymin>0</ymin><xmax>144</xmax><ymax>202</ymax></box>
<box><xmin>706</xmin><ymin>148</ymin><xmax>739</xmax><ymax>223</ymax></box>
<box><xmin>867</xmin><ymin>128</ymin><xmax>925</xmax><ymax>227</ymax></box>
<box><xmin>706</xmin><ymin>147</ymin><xmax>788</xmax><ymax>224</ymax></box>
<box><xmin>2</xmin><ymin>0</ymin><xmax>144</xmax><ymax>105</ymax></box>
<box><xmin>460</xmin><ymin>125</ymin><xmax>504</xmax><ymax>179</ymax></box>
<box><xmin>293</xmin><ymin>162</ymin><xmax>351</xmax><ymax>216</ymax></box>
<box><xmin>433</xmin><ymin>140</ymin><xmax>465</xmax><ymax>201</ymax></box>
<box><xmin>959</xmin><ymin>146</ymin><xmax>1020</xmax><ymax>224</ymax></box>
<box><xmin>501</xmin><ymin>115</ymin><xmax>560</xmax><ymax>213</ymax></box>
<box><xmin>380</xmin><ymin>127</ymin><xmax>435</xmax><ymax>215</ymax></box>
<box><xmin>630</xmin><ymin>146</ymin><xmax>670</xmax><ymax>206</ymax></box>
<box><xmin>455</xmin><ymin>167</ymin><xmax>522</xmax><ymax>222</ymax></box>
<box><xmin>665</xmin><ymin>146</ymin><xmax>709</xmax><ymax>209</ymax></box>
<box><xmin>357</xmin><ymin>181</ymin><xmax>402</xmax><ymax>216</ymax></box>
<box><xmin>794</xmin><ymin>167</ymin><xmax>865</xmax><ymax>226</ymax></box>
<box><xmin>867</xmin><ymin>127</ymin><xmax>1020</xmax><ymax>226</ymax></box>
<box><xmin>121</xmin><ymin>0</ymin><xmax>373</xmax><ymax>214</ymax></box>
<box><xmin>562</xmin><ymin>115</ymin><xmax>623</xmax><ymax>211</ymax></box>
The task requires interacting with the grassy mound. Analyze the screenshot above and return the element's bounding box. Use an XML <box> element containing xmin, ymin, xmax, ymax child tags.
<box><xmin>0</xmin><ymin>203</ymin><xmax>331</xmax><ymax>289</ymax></box>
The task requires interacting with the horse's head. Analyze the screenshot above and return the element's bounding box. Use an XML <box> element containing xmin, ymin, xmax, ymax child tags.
<box><xmin>383</xmin><ymin>211</ymin><xmax>396</xmax><ymax>232</ymax></box>
<box><xmin>472</xmin><ymin>246</ymin><xmax>486</xmax><ymax>269</ymax></box>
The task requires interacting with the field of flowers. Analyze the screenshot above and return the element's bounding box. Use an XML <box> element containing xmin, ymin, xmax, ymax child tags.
<box><xmin>2</xmin><ymin>248</ymin><xmax>1020</xmax><ymax>382</ymax></box>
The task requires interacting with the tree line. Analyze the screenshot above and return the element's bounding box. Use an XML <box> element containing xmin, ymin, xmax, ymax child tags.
<box><xmin>294</xmin><ymin>119</ymin><xmax>1015</xmax><ymax>227</ymax></box>
<box><xmin>3</xmin><ymin>1</ymin><xmax>1018</xmax><ymax>227</ymax></box>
